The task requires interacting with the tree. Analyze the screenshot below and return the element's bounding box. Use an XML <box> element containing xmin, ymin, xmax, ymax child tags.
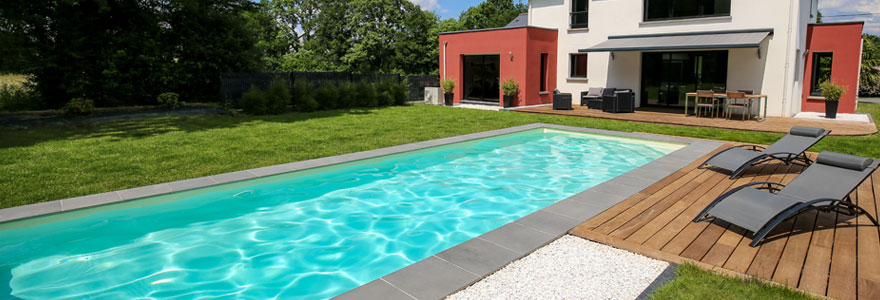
<box><xmin>458</xmin><ymin>0</ymin><xmax>527</xmax><ymax>30</ymax></box>
<box><xmin>860</xmin><ymin>34</ymin><xmax>880</xmax><ymax>96</ymax></box>
<box><xmin>0</xmin><ymin>0</ymin><xmax>261</xmax><ymax>107</ymax></box>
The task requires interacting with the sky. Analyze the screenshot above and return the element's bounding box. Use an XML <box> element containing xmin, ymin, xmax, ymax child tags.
<box><xmin>409</xmin><ymin>0</ymin><xmax>880</xmax><ymax>36</ymax></box>
<box><xmin>819</xmin><ymin>0</ymin><xmax>880</xmax><ymax>35</ymax></box>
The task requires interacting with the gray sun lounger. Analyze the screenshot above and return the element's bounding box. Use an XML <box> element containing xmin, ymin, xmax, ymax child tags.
<box><xmin>694</xmin><ymin>151</ymin><xmax>879</xmax><ymax>247</ymax></box>
<box><xmin>699</xmin><ymin>126</ymin><xmax>830</xmax><ymax>179</ymax></box>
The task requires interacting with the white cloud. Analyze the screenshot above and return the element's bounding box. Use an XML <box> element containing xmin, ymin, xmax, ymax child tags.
<box><xmin>409</xmin><ymin>0</ymin><xmax>442</xmax><ymax>11</ymax></box>
<box><xmin>819</xmin><ymin>0</ymin><xmax>880</xmax><ymax>14</ymax></box>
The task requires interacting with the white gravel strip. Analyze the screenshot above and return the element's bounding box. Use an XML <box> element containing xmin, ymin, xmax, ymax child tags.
<box><xmin>446</xmin><ymin>235</ymin><xmax>671</xmax><ymax>300</ymax></box>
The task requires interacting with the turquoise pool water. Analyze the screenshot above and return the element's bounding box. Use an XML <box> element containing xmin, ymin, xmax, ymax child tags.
<box><xmin>0</xmin><ymin>128</ymin><xmax>682</xmax><ymax>299</ymax></box>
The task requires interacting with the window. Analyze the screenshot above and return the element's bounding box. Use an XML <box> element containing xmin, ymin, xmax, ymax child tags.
<box><xmin>540</xmin><ymin>53</ymin><xmax>549</xmax><ymax>92</ymax></box>
<box><xmin>571</xmin><ymin>0</ymin><xmax>589</xmax><ymax>28</ymax></box>
<box><xmin>570</xmin><ymin>54</ymin><xmax>588</xmax><ymax>78</ymax></box>
<box><xmin>644</xmin><ymin>0</ymin><xmax>730</xmax><ymax>21</ymax></box>
<box><xmin>810</xmin><ymin>52</ymin><xmax>833</xmax><ymax>96</ymax></box>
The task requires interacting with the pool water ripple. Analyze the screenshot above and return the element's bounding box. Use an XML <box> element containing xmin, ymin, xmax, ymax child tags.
<box><xmin>0</xmin><ymin>129</ymin><xmax>681</xmax><ymax>299</ymax></box>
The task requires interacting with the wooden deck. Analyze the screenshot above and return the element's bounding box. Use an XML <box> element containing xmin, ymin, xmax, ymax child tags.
<box><xmin>514</xmin><ymin>106</ymin><xmax>877</xmax><ymax>136</ymax></box>
<box><xmin>570</xmin><ymin>146</ymin><xmax>880</xmax><ymax>300</ymax></box>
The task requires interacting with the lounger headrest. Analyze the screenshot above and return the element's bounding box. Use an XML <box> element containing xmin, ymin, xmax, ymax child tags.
<box><xmin>789</xmin><ymin>126</ymin><xmax>825</xmax><ymax>138</ymax></box>
<box><xmin>816</xmin><ymin>151</ymin><xmax>874</xmax><ymax>171</ymax></box>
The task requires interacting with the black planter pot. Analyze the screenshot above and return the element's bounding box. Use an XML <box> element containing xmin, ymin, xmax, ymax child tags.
<box><xmin>444</xmin><ymin>93</ymin><xmax>454</xmax><ymax>106</ymax></box>
<box><xmin>503</xmin><ymin>95</ymin><xmax>514</xmax><ymax>108</ymax></box>
<box><xmin>825</xmin><ymin>100</ymin><xmax>839</xmax><ymax>119</ymax></box>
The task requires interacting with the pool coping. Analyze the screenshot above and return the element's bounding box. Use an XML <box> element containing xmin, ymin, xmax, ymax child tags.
<box><xmin>0</xmin><ymin>123</ymin><xmax>723</xmax><ymax>299</ymax></box>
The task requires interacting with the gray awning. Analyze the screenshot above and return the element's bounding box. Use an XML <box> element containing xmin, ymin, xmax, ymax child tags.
<box><xmin>579</xmin><ymin>29</ymin><xmax>773</xmax><ymax>52</ymax></box>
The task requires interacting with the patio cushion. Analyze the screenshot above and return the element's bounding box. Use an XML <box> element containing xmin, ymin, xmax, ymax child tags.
<box><xmin>789</xmin><ymin>126</ymin><xmax>825</xmax><ymax>138</ymax></box>
<box><xmin>816</xmin><ymin>151</ymin><xmax>874</xmax><ymax>171</ymax></box>
<box><xmin>585</xmin><ymin>87</ymin><xmax>603</xmax><ymax>97</ymax></box>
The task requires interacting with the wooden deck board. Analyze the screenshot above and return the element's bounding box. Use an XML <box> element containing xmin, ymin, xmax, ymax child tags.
<box><xmin>569</xmin><ymin>148</ymin><xmax>880</xmax><ymax>299</ymax></box>
<box><xmin>514</xmin><ymin>105</ymin><xmax>877</xmax><ymax>136</ymax></box>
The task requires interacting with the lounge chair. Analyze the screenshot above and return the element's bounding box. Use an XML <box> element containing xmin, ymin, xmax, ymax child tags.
<box><xmin>699</xmin><ymin>126</ymin><xmax>830</xmax><ymax>179</ymax></box>
<box><xmin>694</xmin><ymin>151</ymin><xmax>879</xmax><ymax>247</ymax></box>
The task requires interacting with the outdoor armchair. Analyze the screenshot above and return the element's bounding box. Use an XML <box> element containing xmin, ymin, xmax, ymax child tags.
<box><xmin>694</xmin><ymin>151</ymin><xmax>879</xmax><ymax>247</ymax></box>
<box><xmin>699</xmin><ymin>126</ymin><xmax>830</xmax><ymax>179</ymax></box>
<box><xmin>553</xmin><ymin>89</ymin><xmax>572</xmax><ymax>110</ymax></box>
<box><xmin>602</xmin><ymin>89</ymin><xmax>634</xmax><ymax>113</ymax></box>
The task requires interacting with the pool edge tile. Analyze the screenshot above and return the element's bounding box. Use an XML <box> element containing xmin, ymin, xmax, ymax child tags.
<box><xmin>434</xmin><ymin>238</ymin><xmax>521</xmax><ymax>278</ymax></box>
<box><xmin>332</xmin><ymin>278</ymin><xmax>416</xmax><ymax>300</ymax></box>
<box><xmin>382</xmin><ymin>256</ymin><xmax>480</xmax><ymax>300</ymax></box>
<box><xmin>477</xmin><ymin>222</ymin><xmax>557</xmax><ymax>255</ymax></box>
<box><xmin>0</xmin><ymin>201</ymin><xmax>62</xmax><ymax>223</ymax></box>
<box><xmin>117</xmin><ymin>184</ymin><xmax>174</xmax><ymax>201</ymax></box>
<box><xmin>61</xmin><ymin>192</ymin><xmax>123</xmax><ymax>211</ymax></box>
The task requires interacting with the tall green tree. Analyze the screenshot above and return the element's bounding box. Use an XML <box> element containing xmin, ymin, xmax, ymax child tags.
<box><xmin>458</xmin><ymin>0</ymin><xmax>527</xmax><ymax>30</ymax></box>
<box><xmin>0</xmin><ymin>0</ymin><xmax>260</xmax><ymax>107</ymax></box>
<box><xmin>860</xmin><ymin>34</ymin><xmax>880</xmax><ymax>96</ymax></box>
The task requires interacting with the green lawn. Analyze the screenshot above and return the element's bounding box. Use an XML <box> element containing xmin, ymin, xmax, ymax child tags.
<box><xmin>2</xmin><ymin>103</ymin><xmax>879</xmax><ymax>209</ymax></box>
<box><xmin>648</xmin><ymin>264</ymin><xmax>817</xmax><ymax>300</ymax></box>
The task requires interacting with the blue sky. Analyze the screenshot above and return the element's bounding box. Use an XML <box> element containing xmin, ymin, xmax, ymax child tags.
<box><xmin>819</xmin><ymin>0</ymin><xmax>880</xmax><ymax>35</ymax></box>
<box><xmin>410</xmin><ymin>0</ymin><xmax>880</xmax><ymax>35</ymax></box>
<box><xmin>409</xmin><ymin>0</ymin><xmax>526</xmax><ymax>20</ymax></box>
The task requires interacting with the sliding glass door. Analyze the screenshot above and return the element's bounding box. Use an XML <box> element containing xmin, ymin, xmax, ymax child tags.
<box><xmin>640</xmin><ymin>51</ymin><xmax>728</xmax><ymax>107</ymax></box>
<box><xmin>463</xmin><ymin>55</ymin><xmax>500</xmax><ymax>102</ymax></box>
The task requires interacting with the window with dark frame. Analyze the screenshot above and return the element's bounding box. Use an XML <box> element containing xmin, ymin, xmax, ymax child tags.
<box><xmin>540</xmin><ymin>53</ymin><xmax>548</xmax><ymax>92</ymax></box>
<box><xmin>644</xmin><ymin>0</ymin><xmax>730</xmax><ymax>21</ymax></box>
<box><xmin>570</xmin><ymin>54</ymin><xmax>588</xmax><ymax>78</ymax></box>
<box><xmin>571</xmin><ymin>0</ymin><xmax>589</xmax><ymax>28</ymax></box>
<box><xmin>810</xmin><ymin>52</ymin><xmax>833</xmax><ymax>96</ymax></box>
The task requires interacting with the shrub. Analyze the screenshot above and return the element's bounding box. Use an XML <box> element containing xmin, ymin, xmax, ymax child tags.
<box><xmin>501</xmin><ymin>78</ymin><xmax>519</xmax><ymax>96</ymax></box>
<box><xmin>265</xmin><ymin>80</ymin><xmax>291</xmax><ymax>114</ymax></box>
<box><xmin>157</xmin><ymin>92</ymin><xmax>182</xmax><ymax>109</ymax></box>
<box><xmin>441</xmin><ymin>78</ymin><xmax>455</xmax><ymax>94</ymax></box>
<box><xmin>292</xmin><ymin>81</ymin><xmax>318</xmax><ymax>112</ymax></box>
<box><xmin>355</xmin><ymin>81</ymin><xmax>377</xmax><ymax>107</ymax></box>
<box><xmin>819</xmin><ymin>81</ymin><xmax>847</xmax><ymax>101</ymax></box>
<box><xmin>0</xmin><ymin>83</ymin><xmax>44</xmax><ymax>112</ymax></box>
<box><xmin>313</xmin><ymin>83</ymin><xmax>340</xmax><ymax>110</ymax></box>
<box><xmin>391</xmin><ymin>81</ymin><xmax>409</xmax><ymax>106</ymax></box>
<box><xmin>60</xmin><ymin>98</ymin><xmax>95</xmax><ymax>116</ymax></box>
<box><xmin>375</xmin><ymin>81</ymin><xmax>395</xmax><ymax>107</ymax></box>
<box><xmin>239</xmin><ymin>85</ymin><xmax>268</xmax><ymax>115</ymax></box>
<box><xmin>337</xmin><ymin>82</ymin><xmax>357</xmax><ymax>109</ymax></box>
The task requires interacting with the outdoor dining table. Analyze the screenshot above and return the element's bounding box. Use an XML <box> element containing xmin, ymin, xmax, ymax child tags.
<box><xmin>683</xmin><ymin>92</ymin><xmax>768</xmax><ymax>121</ymax></box>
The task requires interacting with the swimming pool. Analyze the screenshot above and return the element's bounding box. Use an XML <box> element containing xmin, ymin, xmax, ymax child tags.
<box><xmin>0</xmin><ymin>128</ymin><xmax>683</xmax><ymax>299</ymax></box>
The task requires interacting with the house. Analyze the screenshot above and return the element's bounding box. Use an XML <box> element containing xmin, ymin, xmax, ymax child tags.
<box><xmin>438</xmin><ymin>0</ymin><xmax>864</xmax><ymax>116</ymax></box>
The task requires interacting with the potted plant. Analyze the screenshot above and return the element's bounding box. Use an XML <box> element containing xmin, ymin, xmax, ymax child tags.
<box><xmin>819</xmin><ymin>80</ymin><xmax>846</xmax><ymax>119</ymax></box>
<box><xmin>441</xmin><ymin>78</ymin><xmax>455</xmax><ymax>106</ymax></box>
<box><xmin>501</xmin><ymin>78</ymin><xmax>519</xmax><ymax>108</ymax></box>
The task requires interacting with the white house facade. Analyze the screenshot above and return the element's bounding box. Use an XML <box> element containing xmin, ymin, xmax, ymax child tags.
<box><xmin>527</xmin><ymin>0</ymin><xmax>821</xmax><ymax>117</ymax></box>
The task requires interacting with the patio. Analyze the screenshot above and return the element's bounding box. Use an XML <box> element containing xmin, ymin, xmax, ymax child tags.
<box><xmin>513</xmin><ymin>105</ymin><xmax>878</xmax><ymax>136</ymax></box>
<box><xmin>570</xmin><ymin>147</ymin><xmax>880</xmax><ymax>300</ymax></box>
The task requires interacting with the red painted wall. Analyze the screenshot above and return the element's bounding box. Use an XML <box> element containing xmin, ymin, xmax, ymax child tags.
<box><xmin>801</xmin><ymin>23</ymin><xmax>863</xmax><ymax>114</ymax></box>
<box><xmin>438</xmin><ymin>27</ymin><xmax>558</xmax><ymax>106</ymax></box>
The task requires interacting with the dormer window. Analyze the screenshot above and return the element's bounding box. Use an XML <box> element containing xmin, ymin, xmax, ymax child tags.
<box><xmin>571</xmin><ymin>0</ymin><xmax>589</xmax><ymax>28</ymax></box>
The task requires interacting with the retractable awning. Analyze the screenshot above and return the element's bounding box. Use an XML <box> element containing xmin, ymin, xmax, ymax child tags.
<box><xmin>579</xmin><ymin>29</ymin><xmax>773</xmax><ymax>52</ymax></box>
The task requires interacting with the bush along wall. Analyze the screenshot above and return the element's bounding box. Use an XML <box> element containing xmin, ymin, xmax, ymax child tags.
<box><xmin>237</xmin><ymin>80</ymin><xmax>409</xmax><ymax>115</ymax></box>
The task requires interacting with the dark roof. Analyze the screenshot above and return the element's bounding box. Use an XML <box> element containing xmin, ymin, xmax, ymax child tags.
<box><xmin>505</xmin><ymin>13</ymin><xmax>528</xmax><ymax>28</ymax></box>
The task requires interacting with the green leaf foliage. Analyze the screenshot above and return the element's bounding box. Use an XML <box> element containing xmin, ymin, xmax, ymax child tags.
<box><xmin>459</xmin><ymin>0</ymin><xmax>527</xmax><ymax>30</ymax></box>
<box><xmin>819</xmin><ymin>81</ymin><xmax>846</xmax><ymax>101</ymax></box>
<box><xmin>313</xmin><ymin>83</ymin><xmax>340</xmax><ymax>110</ymax></box>
<box><xmin>860</xmin><ymin>34</ymin><xmax>880</xmax><ymax>97</ymax></box>
<box><xmin>292</xmin><ymin>81</ymin><xmax>319</xmax><ymax>112</ymax></box>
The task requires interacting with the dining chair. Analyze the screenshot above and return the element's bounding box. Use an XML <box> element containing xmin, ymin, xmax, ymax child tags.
<box><xmin>712</xmin><ymin>87</ymin><xmax>727</xmax><ymax>94</ymax></box>
<box><xmin>725</xmin><ymin>91</ymin><xmax>750</xmax><ymax>120</ymax></box>
<box><xmin>696</xmin><ymin>90</ymin><xmax>719</xmax><ymax>118</ymax></box>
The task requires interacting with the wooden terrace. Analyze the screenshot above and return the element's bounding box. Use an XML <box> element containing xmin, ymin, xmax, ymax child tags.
<box><xmin>514</xmin><ymin>106</ymin><xmax>877</xmax><ymax>136</ymax></box>
<box><xmin>570</xmin><ymin>147</ymin><xmax>880</xmax><ymax>299</ymax></box>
